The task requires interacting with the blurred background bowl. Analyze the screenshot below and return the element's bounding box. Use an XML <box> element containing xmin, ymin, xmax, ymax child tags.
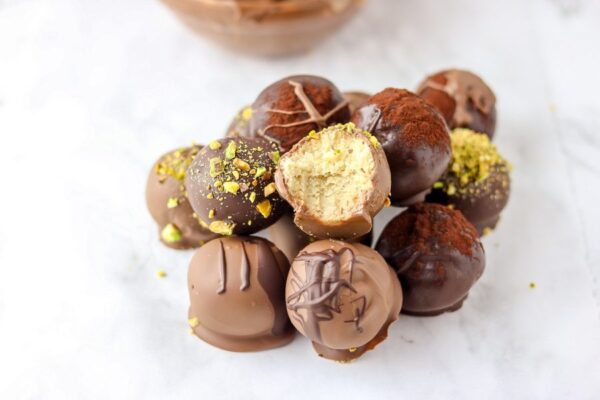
<box><xmin>161</xmin><ymin>0</ymin><xmax>365</xmax><ymax>56</ymax></box>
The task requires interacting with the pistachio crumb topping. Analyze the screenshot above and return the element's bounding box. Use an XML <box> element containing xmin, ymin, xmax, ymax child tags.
<box><xmin>241</xmin><ymin>107</ymin><xmax>253</xmax><ymax>121</ymax></box>
<box><xmin>208</xmin><ymin>140</ymin><xmax>221</xmax><ymax>150</ymax></box>
<box><xmin>223</xmin><ymin>181</ymin><xmax>240</xmax><ymax>194</ymax></box>
<box><xmin>208</xmin><ymin>209</ymin><xmax>215</xmax><ymax>219</ymax></box>
<box><xmin>271</xmin><ymin>151</ymin><xmax>280</xmax><ymax>164</ymax></box>
<box><xmin>249</xmin><ymin>192</ymin><xmax>257</xmax><ymax>203</ymax></box>
<box><xmin>161</xmin><ymin>223</ymin><xmax>182</xmax><ymax>243</ymax></box>
<box><xmin>188</xmin><ymin>317</ymin><xmax>199</xmax><ymax>328</ymax></box>
<box><xmin>264</xmin><ymin>182</ymin><xmax>277</xmax><ymax>197</ymax></box>
<box><xmin>225</xmin><ymin>141</ymin><xmax>237</xmax><ymax>160</ymax></box>
<box><xmin>233</xmin><ymin>158</ymin><xmax>250</xmax><ymax>171</ymax></box>
<box><xmin>167</xmin><ymin>197</ymin><xmax>179</xmax><ymax>208</ymax></box>
<box><xmin>209</xmin><ymin>221</ymin><xmax>235</xmax><ymax>235</ymax></box>
<box><xmin>155</xmin><ymin>146</ymin><xmax>199</xmax><ymax>182</ymax></box>
<box><xmin>256</xmin><ymin>200</ymin><xmax>272</xmax><ymax>218</ymax></box>
<box><xmin>209</xmin><ymin>157</ymin><xmax>223</xmax><ymax>177</ymax></box>
<box><xmin>348</xmin><ymin>347</ymin><xmax>358</xmax><ymax>353</ymax></box>
<box><xmin>254</xmin><ymin>166</ymin><xmax>267</xmax><ymax>178</ymax></box>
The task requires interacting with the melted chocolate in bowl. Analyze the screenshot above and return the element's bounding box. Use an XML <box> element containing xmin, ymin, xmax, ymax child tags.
<box><xmin>161</xmin><ymin>0</ymin><xmax>365</xmax><ymax>56</ymax></box>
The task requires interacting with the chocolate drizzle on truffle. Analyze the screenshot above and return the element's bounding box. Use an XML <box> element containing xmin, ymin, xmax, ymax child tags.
<box><xmin>217</xmin><ymin>239</ymin><xmax>227</xmax><ymax>294</ymax></box>
<box><xmin>240</xmin><ymin>241</ymin><xmax>250</xmax><ymax>291</ymax></box>
<box><xmin>287</xmin><ymin>247</ymin><xmax>360</xmax><ymax>342</ymax></box>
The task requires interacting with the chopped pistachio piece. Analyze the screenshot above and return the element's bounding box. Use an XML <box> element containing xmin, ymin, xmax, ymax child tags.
<box><xmin>209</xmin><ymin>221</ymin><xmax>235</xmax><ymax>235</ymax></box>
<box><xmin>188</xmin><ymin>317</ymin><xmax>199</xmax><ymax>328</ymax></box>
<box><xmin>256</xmin><ymin>200</ymin><xmax>272</xmax><ymax>218</ymax></box>
<box><xmin>161</xmin><ymin>224</ymin><xmax>182</xmax><ymax>243</ymax></box>
<box><xmin>224</xmin><ymin>141</ymin><xmax>237</xmax><ymax>160</ymax></box>
<box><xmin>208</xmin><ymin>140</ymin><xmax>221</xmax><ymax>150</ymax></box>
<box><xmin>249</xmin><ymin>192</ymin><xmax>256</xmax><ymax>203</ymax></box>
<box><xmin>207</xmin><ymin>193</ymin><xmax>214</xmax><ymax>199</ymax></box>
<box><xmin>208</xmin><ymin>209</ymin><xmax>215</xmax><ymax>219</ymax></box>
<box><xmin>271</xmin><ymin>151</ymin><xmax>280</xmax><ymax>163</ymax></box>
<box><xmin>264</xmin><ymin>182</ymin><xmax>277</xmax><ymax>197</ymax></box>
<box><xmin>232</xmin><ymin>170</ymin><xmax>240</xmax><ymax>180</ymax></box>
<box><xmin>254</xmin><ymin>166</ymin><xmax>267</xmax><ymax>178</ymax></box>
<box><xmin>241</xmin><ymin>107</ymin><xmax>253</xmax><ymax>121</ymax></box>
<box><xmin>223</xmin><ymin>181</ymin><xmax>240</xmax><ymax>194</ymax></box>
<box><xmin>232</xmin><ymin>158</ymin><xmax>250</xmax><ymax>171</ymax></box>
<box><xmin>209</xmin><ymin>157</ymin><xmax>223</xmax><ymax>177</ymax></box>
<box><xmin>167</xmin><ymin>197</ymin><xmax>179</xmax><ymax>208</ymax></box>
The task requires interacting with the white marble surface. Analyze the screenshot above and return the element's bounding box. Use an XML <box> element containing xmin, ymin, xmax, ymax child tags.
<box><xmin>1</xmin><ymin>0</ymin><xmax>600</xmax><ymax>399</ymax></box>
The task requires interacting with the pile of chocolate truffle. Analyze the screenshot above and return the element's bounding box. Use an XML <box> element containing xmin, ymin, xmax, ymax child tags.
<box><xmin>146</xmin><ymin>70</ymin><xmax>511</xmax><ymax>362</ymax></box>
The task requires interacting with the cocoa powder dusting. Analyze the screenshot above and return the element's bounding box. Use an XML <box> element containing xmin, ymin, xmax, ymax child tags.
<box><xmin>381</xmin><ymin>203</ymin><xmax>479</xmax><ymax>257</ymax></box>
<box><xmin>367</xmin><ymin>88</ymin><xmax>450</xmax><ymax>149</ymax></box>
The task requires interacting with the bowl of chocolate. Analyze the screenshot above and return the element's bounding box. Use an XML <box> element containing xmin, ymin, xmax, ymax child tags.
<box><xmin>161</xmin><ymin>0</ymin><xmax>366</xmax><ymax>56</ymax></box>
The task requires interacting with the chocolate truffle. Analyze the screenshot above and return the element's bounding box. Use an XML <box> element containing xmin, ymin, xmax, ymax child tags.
<box><xmin>427</xmin><ymin>129</ymin><xmax>511</xmax><ymax>235</ymax></box>
<box><xmin>375</xmin><ymin>204</ymin><xmax>485</xmax><ymax>316</ymax></box>
<box><xmin>249</xmin><ymin>75</ymin><xmax>351</xmax><ymax>153</ymax></box>
<box><xmin>286</xmin><ymin>240</ymin><xmax>402</xmax><ymax>362</ymax></box>
<box><xmin>417</xmin><ymin>69</ymin><xmax>497</xmax><ymax>139</ymax></box>
<box><xmin>146</xmin><ymin>145</ymin><xmax>218</xmax><ymax>249</ymax></box>
<box><xmin>188</xmin><ymin>236</ymin><xmax>294</xmax><ymax>351</ymax></box>
<box><xmin>267</xmin><ymin>213</ymin><xmax>374</xmax><ymax>262</ymax></box>
<box><xmin>343</xmin><ymin>91</ymin><xmax>371</xmax><ymax>115</ymax></box>
<box><xmin>275</xmin><ymin>123</ymin><xmax>391</xmax><ymax>240</ymax></box>
<box><xmin>186</xmin><ymin>137</ymin><xmax>287</xmax><ymax>236</ymax></box>
<box><xmin>225</xmin><ymin>105</ymin><xmax>253</xmax><ymax>138</ymax></box>
<box><xmin>352</xmin><ymin>88</ymin><xmax>451</xmax><ymax>206</ymax></box>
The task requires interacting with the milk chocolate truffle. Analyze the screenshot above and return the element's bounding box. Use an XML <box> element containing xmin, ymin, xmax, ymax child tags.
<box><xmin>146</xmin><ymin>145</ymin><xmax>218</xmax><ymax>249</ymax></box>
<box><xmin>267</xmin><ymin>213</ymin><xmax>374</xmax><ymax>262</ymax></box>
<box><xmin>186</xmin><ymin>137</ymin><xmax>286</xmax><ymax>236</ymax></box>
<box><xmin>249</xmin><ymin>75</ymin><xmax>350</xmax><ymax>153</ymax></box>
<box><xmin>417</xmin><ymin>69</ymin><xmax>497</xmax><ymax>139</ymax></box>
<box><xmin>352</xmin><ymin>88</ymin><xmax>451</xmax><ymax>206</ymax></box>
<box><xmin>376</xmin><ymin>204</ymin><xmax>485</xmax><ymax>316</ymax></box>
<box><xmin>188</xmin><ymin>236</ymin><xmax>294</xmax><ymax>351</ymax></box>
<box><xmin>225</xmin><ymin>105</ymin><xmax>252</xmax><ymax>138</ymax></box>
<box><xmin>275</xmin><ymin>123</ymin><xmax>391</xmax><ymax>240</ymax></box>
<box><xmin>286</xmin><ymin>240</ymin><xmax>402</xmax><ymax>362</ymax></box>
<box><xmin>427</xmin><ymin>129</ymin><xmax>511</xmax><ymax>235</ymax></box>
<box><xmin>343</xmin><ymin>91</ymin><xmax>371</xmax><ymax>115</ymax></box>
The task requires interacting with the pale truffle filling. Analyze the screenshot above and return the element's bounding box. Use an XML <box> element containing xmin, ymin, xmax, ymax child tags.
<box><xmin>280</xmin><ymin>128</ymin><xmax>375</xmax><ymax>222</ymax></box>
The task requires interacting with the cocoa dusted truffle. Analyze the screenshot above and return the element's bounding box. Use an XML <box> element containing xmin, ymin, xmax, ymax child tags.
<box><xmin>375</xmin><ymin>204</ymin><xmax>485</xmax><ymax>316</ymax></box>
<box><xmin>275</xmin><ymin>123</ymin><xmax>391</xmax><ymax>240</ymax></box>
<box><xmin>427</xmin><ymin>129</ymin><xmax>511</xmax><ymax>235</ymax></box>
<box><xmin>188</xmin><ymin>236</ymin><xmax>294</xmax><ymax>351</ymax></box>
<box><xmin>146</xmin><ymin>145</ymin><xmax>218</xmax><ymax>249</ymax></box>
<box><xmin>286</xmin><ymin>240</ymin><xmax>402</xmax><ymax>362</ymax></box>
<box><xmin>352</xmin><ymin>88</ymin><xmax>451</xmax><ymax>206</ymax></box>
<box><xmin>186</xmin><ymin>137</ymin><xmax>286</xmax><ymax>236</ymax></box>
<box><xmin>249</xmin><ymin>75</ymin><xmax>350</xmax><ymax>153</ymax></box>
<box><xmin>343</xmin><ymin>91</ymin><xmax>371</xmax><ymax>115</ymax></box>
<box><xmin>417</xmin><ymin>69</ymin><xmax>497</xmax><ymax>139</ymax></box>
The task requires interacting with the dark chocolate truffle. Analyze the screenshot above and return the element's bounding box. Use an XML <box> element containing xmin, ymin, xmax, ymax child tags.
<box><xmin>417</xmin><ymin>69</ymin><xmax>497</xmax><ymax>139</ymax></box>
<box><xmin>249</xmin><ymin>75</ymin><xmax>351</xmax><ymax>153</ymax></box>
<box><xmin>286</xmin><ymin>240</ymin><xmax>402</xmax><ymax>362</ymax></box>
<box><xmin>375</xmin><ymin>203</ymin><xmax>485</xmax><ymax>316</ymax></box>
<box><xmin>352</xmin><ymin>88</ymin><xmax>451</xmax><ymax>206</ymax></box>
<box><xmin>186</xmin><ymin>137</ymin><xmax>286</xmax><ymax>236</ymax></box>
<box><xmin>188</xmin><ymin>236</ymin><xmax>294</xmax><ymax>351</ymax></box>
<box><xmin>343</xmin><ymin>91</ymin><xmax>371</xmax><ymax>115</ymax></box>
<box><xmin>427</xmin><ymin>128</ymin><xmax>511</xmax><ymax>235</ymax></box>
<box><xmin>225</xmin><ymin>105</ymin><xmax>253</xmax><ymax>138</ymax></box>
<box><xmin>146</xmin><ymin>145</ymin><xmax>218</xmax><ymax>249</ymax></box>
<box><xmin>275</xmin><ymin>123</ymin><xmax>391</xmax><ymax>240</ymax></box>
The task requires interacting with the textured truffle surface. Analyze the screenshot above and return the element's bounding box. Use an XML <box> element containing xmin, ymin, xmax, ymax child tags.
<box><xmin>352</xmin><ymin>88</ymin><xmax>451</xmax><ymax>206</ymax></box>
<box><xmin>376</xmin><ymin>204</ymin><xmax>485</xmax><ymax>316</ymax></box>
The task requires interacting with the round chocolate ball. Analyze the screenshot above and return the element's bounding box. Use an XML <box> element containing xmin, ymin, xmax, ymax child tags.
<box><xmin>186</xmin><ymin>137</ymin><xmax>287</xmax><ymax>236</ymax></box>
<box><xmin>427</xmin><ymin>129</ymin><xmax>510</xmax><ymax>235</ymax></box>
<box><xmin>188</xmin><ymin>236</ymin><xmax>294</xmax><ymax>352</ymax></box>
<box><xmin>286</xmin><ymin>240</ymin><xmax>402</xmax><ymax>362</ymax></box>
<box><xmin>225</xmin><ymin>105</ymin><xmax>253</xmax><ymax>138</ymax></box>
<box><xmin>343</xmin><ymin>91</ymin><xmax>371</xmax><ymax>115</ymax></box>
<box><xmin>146</xmin><ymin>145</ymin><xmax>218</xmax><ymax>249</ymax></box>
<box><xmin>417</xmin><ymin>69</ymin><xmax>497</xmax><ymax>139</ymax></box>
<box><xmin>249</xmin><ymin>75</ymin><xmax>351</xmax><ymax>153</ymax></box>
<box><xmin>376</xmin><ymin>203</ymin><xmax>485</xmax><ymax>316</ymax></box>
<box><xmin>352</xmin><ymin>88</ymin><xmax>451</xmax><ymax>206</ymax></box>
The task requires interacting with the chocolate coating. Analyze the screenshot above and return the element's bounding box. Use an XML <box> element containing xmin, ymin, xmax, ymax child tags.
<box><xmin>426</xmin><ymin>129</ymin><xmax>510</xmax><ymax>235</ymax></box>
<box><xmin>267</xmin><ymin>213</ymin><xmax>374</xmax><ymax>263</ymax></box>
<box><xmin>417</xmin><ymin>69</ymin><xmax>497</xmax><ymax>139</ymax></box>
<box><xmin>186</xmin><ymin>137</ymin><xmax>286</xmax><ymax>236</ymax></box>
<box><xmin>249</xmin><ymin>75</ymin><xmax>351</xmax><ymax>153</ymax></box>
<box><xmin>188</xmin><ymin>236</ymin><xmax>294</xmax><ymax>351</ymax></box>
<box><xmin>376</xmin><ymin>204</ymin><xmax>485</xmax><ymax>316</ymax></box>
<box><xmin>275</xmin><ymin>123</ymin><xmax>391</xmax><ymax>240</ymax></box>
<box><xmin>146</xmin><ymin>146</ymin><xmax>218</xmax><ymax>249</ymax></box>
<box><xmin>343</xmin><ymin>91</ymin><xmax>371</xmax><ymax>115</ymax></box>
<box><xmin>286</xmin><ymin>240</ymin><xmax>402</xmax><ymax>362</ymax></box>
<box><xmin>352</xmin><ymin>88</ymin><xmax>451</xmax><ymax>206</ymax></box>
